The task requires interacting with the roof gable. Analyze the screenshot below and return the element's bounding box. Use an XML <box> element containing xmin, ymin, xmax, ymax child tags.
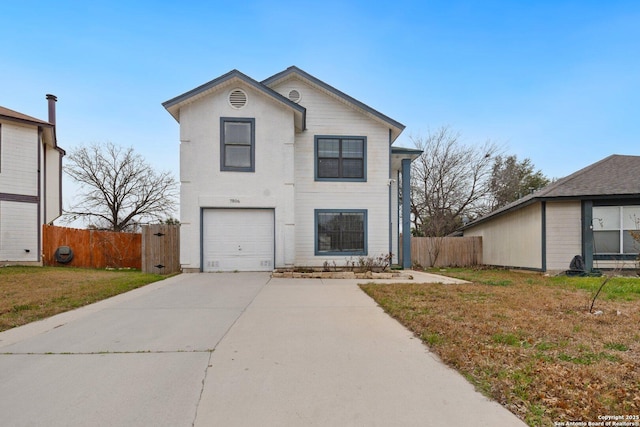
<box><xmin>262</xmin><ymin>66</ymin><xmax>405</xmax><ymax>142</ymax></box>
<box><xmin>162</xmin><ymin>69</ymin><xmax>306</xmax><ymax>131</ymax></box>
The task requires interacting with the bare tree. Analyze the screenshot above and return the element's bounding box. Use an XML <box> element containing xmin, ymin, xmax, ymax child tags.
<box><xmin>64</xmin><ymin>143</ymin><xmax>178</xmax><ymax>232</ymax></box>
<box><xmin>410</xmin><ymin>126</ymin><xmax>502</xmax><ymax>237</ymax></box>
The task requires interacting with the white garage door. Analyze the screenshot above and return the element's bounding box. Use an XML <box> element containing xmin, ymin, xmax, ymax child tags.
<box><xmin>202</xmin><ymin>209</ymin><xmax>274</xmax><ymax>272</ymax></box>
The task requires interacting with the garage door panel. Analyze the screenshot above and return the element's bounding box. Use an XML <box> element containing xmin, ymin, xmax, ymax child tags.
<box><xmin>203</xmin><ymin>209</ymin><xmax>274</xmax><ymax>272</ymax></box>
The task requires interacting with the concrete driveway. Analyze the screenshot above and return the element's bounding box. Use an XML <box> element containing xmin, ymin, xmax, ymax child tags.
<box><xmin>0</xmin><ymin>272</ymin><xmax>525</xmax><ymax>426</ymax></box>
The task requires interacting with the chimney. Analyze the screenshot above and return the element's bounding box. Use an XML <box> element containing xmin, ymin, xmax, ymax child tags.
<box><xmin>46</xmin><ymin>94</ymin><xmax>57</xmax><ymax>125</ymax></box>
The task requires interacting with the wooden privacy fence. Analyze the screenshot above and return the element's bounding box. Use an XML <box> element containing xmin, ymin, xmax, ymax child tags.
<box><xmin>43</xmin><ymin>224</ymin><xmax>180</xmax><ymax>274</ymax></box>
<box><xmin>141</xmin><ymin>224</ymin><xmax>180</xmax><ymax>275</ymax></box>
<box><xmin>409</xmin><ymin>236</ymin><xmax>482</xmax><ymax>268</ymax></box>
<box><xmin>43</xmin><ymin>225</ymin><xmax>141</xmax><ymax>269</ymax></box>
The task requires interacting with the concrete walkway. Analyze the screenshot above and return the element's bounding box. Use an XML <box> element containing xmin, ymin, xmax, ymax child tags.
<box><xmin>0</xmin><ymin>272</ymin><xmax>524</xmax><ymax>426</ymax></box>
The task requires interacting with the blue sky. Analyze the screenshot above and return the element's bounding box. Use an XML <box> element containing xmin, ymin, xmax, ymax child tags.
<box><xmin>2</xmin><ymin>0</ymin><xmax>639</xmax><ymax>211</ymax></box>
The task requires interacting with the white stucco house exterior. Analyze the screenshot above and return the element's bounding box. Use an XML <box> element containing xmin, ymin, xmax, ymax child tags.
<box><xmin>461</xmin><ymin>155</ymin><xmax>640</xmax><ymax>273</ymax></box>
<box><xmin>0</xmin><ymin>95</ymin><xmax>65</xmax><ymax>264</ymax></box>
<box><xmin>163</xmin><ymin>66</ymin><xmax>420</xmax><ymax>272</ymax></box>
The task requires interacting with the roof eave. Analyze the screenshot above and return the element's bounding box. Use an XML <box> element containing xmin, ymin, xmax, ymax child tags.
<box><xmin>461</xmin><ymin>192</ymin><xmax>640</xmax><ymax>232</ymax></box>
<box><xmin>461</xmin><ymin>197</ymin><xmax>541</xmax><ymax>231</ymax></box>
<box><xmin>391</xmin><ymin>147</ymin><xmax>423</xmax><ymax>170</ymax></box>
<box><xmin>0</xmin><ymin>113</ymin><xmax>53</xmax><ymax>128</ymax></box>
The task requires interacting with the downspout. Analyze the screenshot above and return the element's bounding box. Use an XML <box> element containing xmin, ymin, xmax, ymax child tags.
<box><xmin>397</xmin><ymin>169</ymin><xmax>401</xmax><ymax>261</ymax></box>
<box><xmin>37</xmin><ymin>128</ymin><xmax>42</xmax><ymax>263</ymax></box>
<box><xmin>541</xmin><ymin>202</ymin><xmax>546</xmax><ymax>271</ymax></box>
<box><xmin>582</xmin><ymin>201</ymin><xmax>594</xmax><ymax>272</ymax></box>
<box><xmin>388</xmin><ymin>129</ymin><xmax>393</xmax><ymax>260</ymax></box>
<box><xmin>402</xmin><ymin>158</ymin><xmax>412</xmax><ymax>269</ymax></box>
<box><xmin>43</xmin><ymin>135</ymin><xmax>47</xmax><ymax>221</ymax></box>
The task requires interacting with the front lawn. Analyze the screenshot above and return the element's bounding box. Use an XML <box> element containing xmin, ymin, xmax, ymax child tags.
<box><xmin>0</xmin><ymin>266</ymin><xmax>165</xmax><ymax>332</ymax></box>
<box><xmin>360</xmin><ymin>268</ymin><xmax>640</xmax><ymax>427</ymax></box>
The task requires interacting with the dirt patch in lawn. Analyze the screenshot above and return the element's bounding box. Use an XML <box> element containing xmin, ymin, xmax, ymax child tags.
<box><xmin>361</xmin><ymin>269</ymin><xmax>640</xmax><ymax>426</ymax></box>
<box><xmin>0</xmin><ymin>266</ymin><xmax>165</xmax><ymax>332</ymax></box>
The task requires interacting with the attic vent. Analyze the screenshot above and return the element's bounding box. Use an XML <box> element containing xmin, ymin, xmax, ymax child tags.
<box><xmin>229</xmin><ymin>89</ymin><xmax>247</xmax><ymax>109</ymax></box>
<box><xmin>288</xmin><ymin>89</ymin><xmax>301</xmax><ymax>103</ymax></box>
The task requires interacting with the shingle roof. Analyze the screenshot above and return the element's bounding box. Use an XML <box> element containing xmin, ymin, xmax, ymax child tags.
<box><xmin>463</xmin><ymin>154</ymin><xmax>640</xmax><ymax>228</ymax></box>
<box><xmin>537</xmin><ymin>154</ymin><xmax>640</xmax><ymax>197</ymax></box>
<box><xmin>0</xmin><ymin>106</ymin><xmax>51</xmax><ymax>126</ymax></box>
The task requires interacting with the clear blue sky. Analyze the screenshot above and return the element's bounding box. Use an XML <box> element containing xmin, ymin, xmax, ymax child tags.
<box><xmin>2</xmin><ymin>0</ymin><xmax>639</xmax><ymax>211</ymax></box>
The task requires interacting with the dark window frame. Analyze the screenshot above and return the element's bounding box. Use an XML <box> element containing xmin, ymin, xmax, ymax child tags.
<box><xmin>314</xmin><ymin>209</ymin><xmax>367</xmax><ymax>256</ymax></box>
<box><xmin>592</xmin><ymin>204</ymin><xmax>640</xmax><ymax>259</ymax></box>
<box><xmin>314</xmin><ymin>135</ymin><xmax>366</xmax><ymax>181</ymax></box>
<box><xmin>220</xmin><ymin>117</ymin><xmax>255</xmax><ymax>172</ymax></box>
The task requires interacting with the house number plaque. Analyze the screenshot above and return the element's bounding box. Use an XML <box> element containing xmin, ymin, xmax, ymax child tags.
<box><xmin>230</xmin><ymin>198</ymin><xmax>240</xmax><ymax>204</ymax></box>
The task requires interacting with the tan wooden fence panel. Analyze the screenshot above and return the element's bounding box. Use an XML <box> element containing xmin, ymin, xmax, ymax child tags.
<box><xmin>141</xmin><ymin>224</ymin><xmax>180</xmax><ymax>274</ymax></box>
<box><xmin>410</xmin><ymin>236</ymin><xmax>482</xmax><ymax>268</ymax></box>
<box><xmin>43</xmin><ymin>225</ymin><xmax>141</xmax><ymax>269</ymax></box>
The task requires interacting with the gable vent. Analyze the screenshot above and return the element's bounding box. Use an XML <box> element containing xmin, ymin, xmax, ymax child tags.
<box><xmin>229</xmin><ymin>89</ymin><xmax>247</xmax><ymax>109</ymax></box>
<box><xmin>288</xmin><ymin>89</ymin><xmax>301</xmax><ymax>103</ymax></box>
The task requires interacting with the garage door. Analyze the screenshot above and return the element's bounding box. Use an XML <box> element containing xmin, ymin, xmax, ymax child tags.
<box><xmin>202</xmin><ymin>209</ymin><xmax>274</xmax><ymax>272</ymax></box>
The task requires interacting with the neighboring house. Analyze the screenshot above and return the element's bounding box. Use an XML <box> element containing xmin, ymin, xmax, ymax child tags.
<box><xmin>163</xmin><ymin>66</ymin><xmax>420</xmax><ymax>272</ymax></box>
<box><xmin>461</xmin><ymin>154</ymin><xmax>640</xmax><ymax>272</ymax></box>
<box><xmin>0</xmin><ymin>95</ymin><xmax>65</xmax><ymax>264</ymax></box>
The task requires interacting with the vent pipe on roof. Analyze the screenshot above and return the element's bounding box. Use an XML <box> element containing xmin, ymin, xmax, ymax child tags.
<box><xmin>46</xmin><ymin>94</ymin><xmax>57</xmax><ymax>125</ymax></box>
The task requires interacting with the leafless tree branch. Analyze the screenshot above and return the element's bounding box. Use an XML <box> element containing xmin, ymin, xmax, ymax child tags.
<box><xmin>410</xmin><ymin>126</ymin><xmax>503</xmax><ymax>237</ymax></box>
<box><xmin>63</xmin><ymin>142</ymin><xmax>178</xmax><ymax>232</ymax></box>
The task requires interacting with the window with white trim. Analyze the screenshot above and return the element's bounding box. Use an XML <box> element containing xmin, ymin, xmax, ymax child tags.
<box><xmin>220</xmin><ymin>118</ymin><xmax>255</xmax><ymax>172</ymax></box>
<box><xmin>315</xmin><ymin>136</ymin><xmax>366</xmax><ymax>181</ymax></box>
<box><xmin>315</xmin><ymin>210</ymin><xmax>367</xmax><ymax>255</ymax></box>
<box><xmin>592</xmin><ymin>206</ymin><xmax>640</xmax><ymax>255</ymax></box>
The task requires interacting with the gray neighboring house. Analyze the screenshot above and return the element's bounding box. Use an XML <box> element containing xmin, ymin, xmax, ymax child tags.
<box><xmin>461</xmin><ymin>154</ymin><xmax>640</xmax><ymax>272</ymax></box>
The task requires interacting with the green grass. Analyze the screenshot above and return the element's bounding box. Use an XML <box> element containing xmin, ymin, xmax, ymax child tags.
<box><xmin>604</xmin><ymin>342</ymin><xmax>629</xmax><ymax>352</ymax></box>
<box><xmin>492</xmin><ymin>332</ymin><xmax>521</xmax><ymax>347</ymax></box>
<box><xmin>432</xmin><ymin>267</ymin><xmax>640</xmax><ymax>301</ymax></box>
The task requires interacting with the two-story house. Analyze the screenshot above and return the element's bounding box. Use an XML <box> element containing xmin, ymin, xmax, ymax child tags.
<box><xmin>0</xmin><ymin>95</ymin><xmax>65</xmax><ymax>264</ymax></box>
<box><xmin>163</xmin><ymin>67</ymin><xmax>420</xmax><ymax>272</ymax></box>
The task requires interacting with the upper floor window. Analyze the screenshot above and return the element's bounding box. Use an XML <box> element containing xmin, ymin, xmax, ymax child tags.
<box><xmin>221</xmin><ymin>118</ymin><xmax>255</xmax><ymax>172</ymax></box>
<box><xmin>592</xmin><ymin>205</ymin><xmax>640</xmax><ymax>255</ymax></box>
<box><xmin>315</xmin><ymin>136</ymin><xmax>366</xmax><ymax>181</ymax></box>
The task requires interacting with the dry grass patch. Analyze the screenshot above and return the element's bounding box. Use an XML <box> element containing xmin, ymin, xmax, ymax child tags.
<box><xmin>0</xmin><ymin>266</ymin><xmax>165</xmax><ymax>332</ymax></box>
<box><xmin>360</xmin><ymin>269</ymin><xmax>640</xmax><ymax>426</ymax></box>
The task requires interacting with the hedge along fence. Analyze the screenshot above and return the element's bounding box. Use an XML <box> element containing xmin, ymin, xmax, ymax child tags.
<box><xmin>43</xmin><ymin>225</ymin><xmax>142</xmax><ymax>269</ymax></box>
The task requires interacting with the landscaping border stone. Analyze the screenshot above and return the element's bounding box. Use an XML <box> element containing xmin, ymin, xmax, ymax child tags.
<box><xmin>271</xmin><ymin>270</ymin><xmax>413</xmax><ymax>280</ymax></box>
